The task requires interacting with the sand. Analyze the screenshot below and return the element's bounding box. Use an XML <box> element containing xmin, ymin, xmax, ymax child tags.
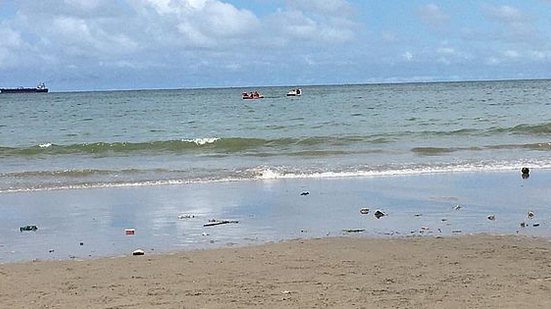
<box><xmin>1</xmin><ymin>234</ymin><xmax>551</xmax><ymax>308</ymax></box>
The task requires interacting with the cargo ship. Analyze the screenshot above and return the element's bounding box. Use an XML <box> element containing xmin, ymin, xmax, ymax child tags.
<box><xmin>0</xmin><ymin>82</ymin><xmax>48</xmax><ymax>93</ymax></box>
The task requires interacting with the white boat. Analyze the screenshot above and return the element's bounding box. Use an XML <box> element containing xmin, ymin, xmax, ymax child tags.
<box><xmin>286</xmin><ymin>88</ymin><xmax>302</xmax><ymax>96</ymax></box>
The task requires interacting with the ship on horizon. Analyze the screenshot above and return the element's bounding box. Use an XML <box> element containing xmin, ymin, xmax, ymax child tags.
<box><xmin>0</xmin><ymin>82</ymin><xmax>48</xmax><ymax>93</ymax></box>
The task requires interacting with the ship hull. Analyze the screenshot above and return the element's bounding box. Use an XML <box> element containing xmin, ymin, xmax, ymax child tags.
<box><xmin>0</xmin><ymin>88</ymin><xmax>48</xmax><ymax>93</ymax></box>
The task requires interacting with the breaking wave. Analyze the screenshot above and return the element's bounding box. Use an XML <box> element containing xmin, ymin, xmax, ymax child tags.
<box><xmin>3</xmin><ymin>160</ymin><xmax>551</xmax><ymax>193</ymax></box>
<box><xmin>0</xmin><ymin>136</ymin><xmax>390</xmax><ymax>157</ymax></box>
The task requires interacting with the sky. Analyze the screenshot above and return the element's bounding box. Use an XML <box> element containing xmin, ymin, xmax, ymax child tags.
<box><xmin>1</xmin><ymin>0</ymin><xmax>551</xmax><ymax>91</ymax></box>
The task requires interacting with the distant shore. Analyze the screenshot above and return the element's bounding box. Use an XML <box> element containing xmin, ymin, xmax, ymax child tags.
<box><xmin>1</xmin><ymin>234</ymin><xmax>551</xmax><ymax>308</ymax></box>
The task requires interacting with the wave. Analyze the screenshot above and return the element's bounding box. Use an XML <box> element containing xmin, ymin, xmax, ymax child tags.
<box><xmin>411</xmin><ymin>147</ymin><xmax>457</xmax><ymax>155</ymax></box>
<box><xmin>0</xmin><ymin>136</ymin><xmax>391</xmax><ymax>157</ymax></box>
<box><xmin>412</xmin><ymin>122</ymin><xmax>551</xmax><ymax>138</ymax></box>
<box><xmin>489</xmin><ymin>122</ymin><xmax>551</xmax><ymax>135</ymax></box>
<box><xmin>412</xmin><ymin>142</ymin><xmax>551</xmax><ymax>155</ymax></box>
<box><xmin>2</xmin><ymin>160</ymin><xmax>551</xmax><ymax>193</ymax></box>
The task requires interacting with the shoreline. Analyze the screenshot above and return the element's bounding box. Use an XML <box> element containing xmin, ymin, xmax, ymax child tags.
<box><xmin>1</xmin><ymin>234</ymin><xmax>551</xmax><ymax>308</ymax></box>
<box><xmin>1</xmin><ymin>164</ymin><xmax>542</xmax><ymax>195</ymax></box>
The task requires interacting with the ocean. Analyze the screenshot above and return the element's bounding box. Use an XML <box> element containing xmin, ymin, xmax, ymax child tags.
<box><xmin>2</xmin><ymin>79</ymin><xmax>551</xmax><ymax>192</ymax></box>
<box><xmin>2</xmin><ymin>80</ymin><xmax>551</xmax><ymax>262</ymax></box>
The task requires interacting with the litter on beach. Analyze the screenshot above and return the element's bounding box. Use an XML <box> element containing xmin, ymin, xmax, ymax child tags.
<box><xmin>343</xmin><ymin>229</ymin><xmax>365</xmax><ymax>233</ymax></box>
<box><xmin>20</xmin><ymin>225</ymin><xmax>38</xmax><ymax>232</ymax></box>
<box><xmin>374</xmin><ymin>210</ymin><xmax>386</xmax><ymax>219</ymax></box>
<box><xmin>203</xmin><ymin>219</ymin><xmax>239</xmax><ymax>227</ymax></box>
<box><xmin>125</xmin><ymin>228</ymin><xmax>135</xmax><ymax>235</ymax></box>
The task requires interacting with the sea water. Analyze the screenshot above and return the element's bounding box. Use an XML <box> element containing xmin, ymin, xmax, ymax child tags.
<box><xmin>2</xmin><ymin>80</ymin><xmax>551</xmax><ymax>192</ymax></box>
<box><xmin>2</xmin><ymin>80</ymin><xmax>551</xmax><ymax>262</ymax></box>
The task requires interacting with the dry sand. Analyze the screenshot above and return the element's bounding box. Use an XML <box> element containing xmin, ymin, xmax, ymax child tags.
<box><xmin>2</xmin><ymin>234</ymin><xmax>551</xmax><ymax>308</ymax></box>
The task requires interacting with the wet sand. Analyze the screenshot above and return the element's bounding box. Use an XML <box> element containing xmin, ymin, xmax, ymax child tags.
<box><xmin>1</xmin><ymin>234</ymin><xmax>551</xmax><ymax>308</ymax></box>
<box><xmin>3</xmin><ymin>170</ymin><xmax>551</xmax><ymax>263</ymax></box>
<box><xmin>2</xmin><ymin>170</ymin><xmax>551</xmax><ymax>307</ymax></box>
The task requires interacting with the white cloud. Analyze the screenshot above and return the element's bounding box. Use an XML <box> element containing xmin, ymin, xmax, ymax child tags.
<box><xmin>286</xmin><ymin>0</ymin><xmax>354</xmax><ymax>17</ymax></box>
<box><xmin>0</xmin><ymin>26</ymin><xmax>27</xmax><ymax>69</ymax></box>
<box><xmin>503</xmin><ymin>50</ymin><xmax>520</xmax><ymax>59</ymax></box>
<box><xmin>483</xmin><ymin>49</ymin><xmax>550</xmax><ymax>66</ymax></box>
<box><xmin>529</xmin><ymin>50</ymin><xmax>550</xmax><ymax>60</ymax></box>
<box><xmin>484</xmin><ymin>5</ymin><xmax>526</xmax><ymax>23</ymax></box>
<box><xmin>381</xmin><ymin>31</ymin><xmax>399</xmax><ymax>43</ymax></box>
<box><xmin>0</xmin><ymin>0</ymin><xmax>360</xmax><ymax>88</ymax></box>
<box><xmin>482</xmin><ymin>4</ymin><xmax>533</xmax><ymax>38</ymax></box>
<box><xmin>486</xmin><ymin>56</ymin><xmax>500</xmax><ymax>65</ymax></box>
<box><xmin>270</xmin><ymin>0</ymin><xmax>356</xmax><ymax>44</ymax></box>
<box><xmin>267</xmin><ymin>9</ymin><xmax>354</xmax><ymax>44</ymax></box>
<box><xmin>418</xmin><ymin>4</ymin><xmax>448</xmax><ymax>27</ymax></box>
<box><xmin>0</xmin><ymin>27</ymin><xmax>23</xmax><ymax>48</ymax></box>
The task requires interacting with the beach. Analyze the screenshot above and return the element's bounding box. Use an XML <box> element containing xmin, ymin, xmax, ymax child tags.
<box><xmin>3</xmin><ymin>81</ymin><xmax>551</xmax><ymax>307</ymax></box>
<box><xmin>1</xmin><ymin>170</ymin><xmax>551</xmax><ymax>307</ymax></box>
<box><xmin>1</xmin><ymin>234</ymin><xmax>551</xmax><ymax>308</ymax></box>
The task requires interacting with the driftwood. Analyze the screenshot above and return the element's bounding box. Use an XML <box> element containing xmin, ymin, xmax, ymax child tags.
<box><xmin>343</xmin><ymin>229</ymin><xmax>365</xmax><ymax>233</ymax></box>
<box><xmin>203</xmin><ymin>220</ymin><xmax>239</xmax><ymax>227</ymax></box>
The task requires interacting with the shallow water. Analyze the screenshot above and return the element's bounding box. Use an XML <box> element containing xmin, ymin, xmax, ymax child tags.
<box><xmin>1</xmin><ymin>170</ymin><xmax>549</xmax><ymax>263</ymax></box>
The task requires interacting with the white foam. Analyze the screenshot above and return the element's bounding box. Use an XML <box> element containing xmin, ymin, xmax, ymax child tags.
<box><xmin>250</xmin><ymin>161</ymin><xmax>551</xmax><ymax>180</ymax></box>
<box><xmin>3</xmin><ymin>161</ymin><xmax>551</xmax><ymax>194</ymax></box>
<box><xmin>38</xmin><ymin>143</ymin><xmax>52</xmax><ymax>148</ymax></box>
<box><xmin>182</xmin><ymin>137</ymin><xmax>220</xmax><ymax>145</ymax></box>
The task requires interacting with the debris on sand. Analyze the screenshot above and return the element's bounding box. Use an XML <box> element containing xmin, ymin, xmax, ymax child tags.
<box><xmin>453</xmin><ymin>204</ymin><xmax>462</xmax><ymax>210</ymax></box>
<box><xmin>300</xmin><ymin>191</ymin><xmax>310</xmax><ymax>196</ymax></box>
<box><xmin>125</xmin><ymin>228</ymin><xmax>135</xmax><ymax>235</ymax></box>
<box><xmin>178</xmin><ymin>214</ymin><xmax>196</xmax><ymax>219</ymax></box>
<box><xmin>20</xmin><ymin>225</ymin><xmax>38</xmax><ymax>232</ymax></box>
<box><xmin>132</xmin><ymin>249</ymin><xmax>145</xmax><ymax>256</ymax></box>
<box><xmin>521</xmin><ymin>167</ymin><xmax>530</xmax><ymax>179</ymax></box>
<box><xmin>204</xmin><ymin>219</ymin><xmax>239</xmax><ymax>227</ymax></box>
<box><xmin>359</xmin><ymin>208</ymin><xmax>370</xmax><ymax>215</ymax></box>
<box><xmin>374</xmin><ymin>210</ymin><xmax>386</xmax><ymax>219</ymax></box>
<box><xmin>487</xmin><ymin>215</ymin><xmax>495</xmax><ymax>221</ymax></box>
<box><xmin>528</xmin><ymin>211</ymin><xmax>535</xmax><ymax>219</ymax></box>
<box><xmin>343</xmin><ymin>229</ymin><xmax>365</xmax><ymax>233</ymax></box>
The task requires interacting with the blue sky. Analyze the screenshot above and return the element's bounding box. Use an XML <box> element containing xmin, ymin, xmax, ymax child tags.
<box><xmin>1</xmin><ymin>0</ymin><xmax>551</xmax><ymax>91</ymax></box>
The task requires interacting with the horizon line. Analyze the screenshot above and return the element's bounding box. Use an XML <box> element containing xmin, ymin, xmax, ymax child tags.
<box><xmin>10</xmin><ymin>77</ymin><xmax>551</xmax><ymax>93</ymax></box>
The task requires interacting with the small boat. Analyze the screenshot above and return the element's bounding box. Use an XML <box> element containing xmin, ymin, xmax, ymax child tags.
<box><xmin>0</xmin><ymin>82</ymin><xmax>48</xmax><ymax>94</ymax></box>
<box><xmin>242</xmin><ymin>91</ymin><xmax>264</xmax><ymax>99</ymax></box>
<box><xmin>286</xmin><ymin>88</ymin><xmax>302</xmax><ymax>96</ymax></box>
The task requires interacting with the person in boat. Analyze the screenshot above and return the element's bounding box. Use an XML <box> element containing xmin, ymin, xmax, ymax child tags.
<box><xmin>253</xmin><ymin>91</ymin><xmax>259</xmax><ymax>98</ymax></box>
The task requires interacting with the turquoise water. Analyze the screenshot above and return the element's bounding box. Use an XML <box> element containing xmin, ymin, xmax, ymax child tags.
<box><xmin>2</xmin><ymin>80</ymin><xmax>551</xmax><ymax>192</ymax></box>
